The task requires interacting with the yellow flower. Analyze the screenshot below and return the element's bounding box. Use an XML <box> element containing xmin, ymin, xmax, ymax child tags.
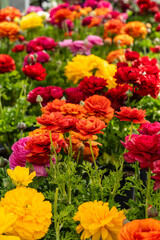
<box><xmin>73</xmin><ymin>200</ymin><xmax>125</xmax><ymax>240</ymax></box>
<box><xmin>7</xmin><ymin>166</ymin><xmax>36</xmax><ymax>187</ymax></box>
<box><xmin>20</xmin><ymin>12</ymin><xmax>43</xmax><ymax>30</ymax></box>
<box><xmin>0</xmin><ymin>187</ymin><xmax>52</xmax><ymax>240</ymax></box>
<box><xmin>65</xmin><ymin>54</ymin><xmax>117</xmax><ymax>89</ymax></box>
<box><xmin>0</xmin><ymin>207</ymin><xmax>20</xmax><ymax>240</ymax></box>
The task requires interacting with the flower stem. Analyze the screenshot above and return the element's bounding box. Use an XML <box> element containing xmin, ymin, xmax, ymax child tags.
<box><xmin>49</xmin><ymin>131</ymin><xmax>58</xmax><ymax>166</ymax></box>
<box><xmin>145</xmin><ymin>167</ymin><xmax>151</xmax><ymax>218</ymax></box>
<box><xmin>54</xmin><ymin>188</ymin><xmax>60</xmax><ymax>240</ymax></box>
<box><xmin>89</xmin><ymin>138</ymin><xmax>97</xmax><ymax>169</ymax></box>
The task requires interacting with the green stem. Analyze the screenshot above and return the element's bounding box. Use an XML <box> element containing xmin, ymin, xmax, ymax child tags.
<box><xmin>49</xmin><ymin>131</ymin><xmax>58</xmax><ymax>167</ymax></box>
<box><xmin>89</xmin><ymin>138</ymin><xmax>97</xmax><ymax>169</ymax></box>
<box><xmin>54</xmin><ymin>188</ymin><xmax>60</xmax><ymax>240</ymax></box>
<box><xmin>145</xmin><ymin>167</ymin><xmax>151</xmax><ymax>218</ymax></box>
<box><xmin>69</xmin><ymin>131</ymin><xmax>72</xmax><ymax>161</ymax></box>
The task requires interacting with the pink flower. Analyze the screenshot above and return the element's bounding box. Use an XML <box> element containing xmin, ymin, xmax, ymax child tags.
<box><xmin>59</xmin><ymin>39</ymin><xmax>73</xmax><ymax>48</ymax></box>
<box><xmin>152</xmin><ymin>160</ymin><xmax>160</xmax><ymax>190</ymax></box>
<box><xmin>122</xmin><ymin>134</ymin><xmax>160</xmax><ymax>169</ymax></box>
<box><xmin>23</xmin><ymin>51</ymin><xmax>50</xmax><ymax>66</ymax></box>
<box><xmin>86</xmin><ymin>35</ymin><xmax>103</xmax><ymax>46</ymax></box>
<box><xmin>97</xmin><ymin>0</ymin><xmax>113</xmax><ymax>10</ymax></box>
<box><xmin>69</xmin><ymin>40</ymin><xmax>93</xmax><ymax>55</ymax></box>
<box><xmin>26</xmin><ymin>6</ymin><xmax>43</xmax><ymax>14</ymax></box>
<box><xmin>138</xmin><ymin>122</ymin><xmax>160</xmax><ymax>135</ymax></box>
<box><xmin>84</xmin><ymin>0</ymin><xmax>98</xmax><ymax>9</ymax></box>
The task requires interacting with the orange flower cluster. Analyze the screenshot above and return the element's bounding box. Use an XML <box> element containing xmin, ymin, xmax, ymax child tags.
<box><xmin>54</xmin><ymin>9</ymin><xmax>74</xmax><ymax>23</ymax></box>
<box><xmin>0</xmin><ymin>6</ymin><xmax>21</xmax><ymax>22</ymax></box>
<box><xmin>0</xmin><ymin>21</ymin><xmax>20</xmax><ymax>41</ymax></box>
<box><xmin>36</xmin><ymin>95</ymin><xmax>114</xmax><ymax>163</ymax></box>
<box><xmin>124</xmin><ymin>21</ymin><xmax>147</xmax><ymax>39</ymax></box>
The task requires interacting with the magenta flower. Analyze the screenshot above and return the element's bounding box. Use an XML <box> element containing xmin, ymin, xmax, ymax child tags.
<box><xmin>97</xmin><ymin>1</ymin><xmax>113</xmax><ymax>10</ymax></box>
<box><xmin>69</xmin><ymin>40</ymin><xmax>93</xmax><ymax>55</ymax></box>
<box><xmin>26</xmin><ymin>6</ymin><xmax>43</xmax><ymax>14</ymax></box>
<box><xmin>138</xmin><ymin>122</ymin><xmax>160</xmax><ymax>136</ymax></box>
<box><xmin>26</xmin><ymin>37</ymin><xmax>57</xmax><ymax>53</ymax></box>
<box><xmin>86</xmin><ymin>35</ymin><xmax>104</xmax><ymax>46</ymax></box>
<box><xmin>23</xmin><ymin>51</ymin><xmax>50</xmax><ymax>66</ymax></box>
<box><xmin>65</xmin><ymin>87</ymin><xmax>87</xmax><ymax>104</ymax></box>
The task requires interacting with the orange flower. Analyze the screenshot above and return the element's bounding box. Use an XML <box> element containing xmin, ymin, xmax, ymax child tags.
<box><xmin>0</xmin><ymin>6</ymin><xmax>21</xmax><ymax>22</ymax></box>
<box><xmin>36</xmin><ymin>112</ymin><xmax>63</xmax><ymax>132</ymax></box>
<box><xmin>42</xmin><ymin>99</ymin><xmax>66</xmax><ymax>114</ymax></box>
<box><xmin>118</xmin><ymin>218</ymin><xmax>160</xmax><ymax>240</ymax></box>
<box><xmin>84</xmin><ymin>95</ymin><xmax>114</xmax><ymax>124</ymax></box>
<box><xmin>70</xmin><ymin>131</ymin><xmax>98</xmax><ymax>141</ymax></box>
<box><xmin>54</xmin><ymin>9</ymin><xmax>74</xmax><ymax>23</ymax></box>
<box><xmin>106</xmin><ymin>49</ymin><xmax>125</xmax><ymax>63</ymax></box>
<box><xmin>113</xmin><ymin>34</ymin><xmax>134</xmax><ymax>46</ymax></box>
<box><xmin>93</xmin><ymin>8</ymin><xmax>109</xmax><ymax>16</ymax></box>
<box><xmin>60</xmin><ymin>103</ymin><xmax>86</xmax><ymax>119</ymax></box>
<box><xmin>88</xmin><ymin>17</ymin><xmax>101</xmax><ymax>28</ymax></box>
<box><xmin>104</xmin><ymin>37</ymin><xmax>112</xmax><ymax>45</ymax></box>
<box><xmin>124</xmin><ymin>21</ymin><xmax>147</xmax><ymax>39</ymax></box>
<box><xmin>29</xmin><ymin>128</ymin><xmax>47</xmax><ymax>137</ymax></box>
<box><xmin>115</xmin><ymin>106</ymin><xmax>148</xmax><ymax>124</ymax></box>
<box><xmin>76</xmin><ymin>116</ymin><xmax>106</xmax><ymax>139</ymax></box>
<box><xmin>80</xmin><ymin>7</ymin><xmax>92</xmax><ymax>16</ymax></box>
<box><xmin>25</xmin><ymin>132</ymin><xmax>66</xmax><ymax>164</ymax></box>
<box><xmin>104</xmin><ymin>19</ymin><xmax>125</xmax><ymax>38</ymax></box>
<box><xmin>0</xmin><ymin>21</ymin><xmax>20</xmax><ymax>41</ymax></box>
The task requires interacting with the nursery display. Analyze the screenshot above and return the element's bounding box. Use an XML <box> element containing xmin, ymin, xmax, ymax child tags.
<box><xmin>0</xmin><ymin>0</ymin><xmax>160</xmax><ymax>239</ymax></box>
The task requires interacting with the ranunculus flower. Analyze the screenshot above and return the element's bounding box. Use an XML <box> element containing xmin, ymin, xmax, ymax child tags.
<box><xmin>115</xmin><ymin>106</ymin><xmax>148</xmax><ymax>124</ymax></box>
<box><xmin>122</xmin><ymin>134</ymin><xmax>160</xmax><ymax>169</ymax></box>
<box><xmin>59</xmin><ymin>39</ymin><xmax>73</xmax><ymax>48</ymax></box>
<box><xmin>86</xmin><ymin>35</ymin><xmax>103</xmax><ymax>46</ymax></box>
<box><xmin>155</xmin><ymin>12</ymin><xmax>160</xmax><ymax>22</ymax></box>
<box><xmin>138</xmin><ymin>122</ymin><xmax>160</xmax><ymax>135</ymax></box>
<box><xmin>65</xmin><ymin>87</ymin><xmax>87</xmax><ymax>104</ymax></box>
<box><xmin>0</xmin><ymin>54</ymin><xmax>15</xmax><ymax>73</ymax></box>
<box><xmin>22</xmin><ymin>63</ymin><xmax>47</xmax><ymax>81</ymax></box>
<box><xmin>84</xmin><ymin>0</ymin><xmax>98</xmax><ymax>8</ymax></box>
<box><xmin>119</xmin><ymin>218</ymin><xmax>160</xmax><ymax>240</ymax></box>
<box><xmin>79</xmin><ymin>76</ymin><xmax>106</xmax><ymax>95</ymax></box>
<box><xmin>125</xmin><ymin>50</ymin><xmax>140</xmax><ymax>61</ymax></box>
<box><xmin>0</xmin><ymin>6</ymin><xmax>21</xmax><ymax>22</ymax></box>
<box><xmin>26</xmin><ymin>36</ymin><xmax>57</xmax><ymax>53</ymax></box>
<box><xmin>23</xmin><ymin>51</ymin><xmax>50</xmax><ymax>66</ymax></box>
<box><xmin>150</xmin><ymin>45</ymin><xmax>160</xmax><ymax>53</ymax></box>
<box><xmin>84</xmin><ymin>95</ymin><xmax>114</xmax><ymax>124</ymax></box>
<box><xmin>42</xmin><ymin>99</ymin><xmax>66</xmax><ymax>114</ymax></box>
<box><xmin>69</xmin><ymin>40</ymin><xmax>93</xmax><ymax>55</ymax></box>
<box><xmin>12</xmin><ymin>44</ymin><xmax>25</xmax><ymax>52</ymax></box>
<box><xmin>26</xmin><ymin>6</ymin><xmax>43</xmax><ymax>14</ymax></box>
<box><xmin>82</xmin><ymin>16</ymin><xmax>92</xmax><ymax>26</ymax></box>
<box><xmin>60</xmin><ymin>103</ymin><xmax>86</xmax><ymax>118</ymax></box>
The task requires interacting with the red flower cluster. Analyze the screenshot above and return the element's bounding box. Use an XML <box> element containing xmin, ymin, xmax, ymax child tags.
<box><xmin>27</xmin><ymin>86</ymin><xmax>64</xmax><ymax>105</ymax></box>
<box><xmin>22</xmin><ymin>63</ymin><xmax>47</xmax><ymax>81</ymax></box>
<box><xmin>26</xmin><ymin>36</ymin><xmax>57</xmax><ymax>53</ymax></box>
<box><xmin>79</xmin><ymin>76</ymin><xmax>106</xmax><ymax>95</ymax></box>
<box><xmin>115</xmin><ymin>55</ymin><xmax>160</xmax><ymax>98</ymax></box>
<box><xmin>12</xmin><ymin>44</ymin><xmax>25</xmax><ymax>53</ymax></box>
<box><xmin>137</xmin><ymin>0</ymin><xmax>159</xmax><ymax>14</ymax></box>
<box><xmin>0</xmin><ymin>54</ymin><xmax>15</xmax><ymax>73</ymax></box>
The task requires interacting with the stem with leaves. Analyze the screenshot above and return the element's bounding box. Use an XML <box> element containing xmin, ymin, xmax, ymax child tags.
<box><xmin>145</xmin><ymin>167</ymin><xmax>151</xmax><ymax>218</ymax></box>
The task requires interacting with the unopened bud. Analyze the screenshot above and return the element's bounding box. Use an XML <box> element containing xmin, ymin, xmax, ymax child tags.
<box><xmin>17</xmin><ymin>122</ymin><xmax>26</xmax><ymax>130</ymax></box>
<box><xmin>0</xmin><ymin>157</ymin><xmax>8</xmax><ymax>168</ymax></box>
<box><xmin>80</xmin><ymin>101</ymin><xmax>84</xmax><ymax>106</ymax></box>
<box><xmin>36</xmin><ymin>95</ymin><xmax>43</xmax><ymax>103</ymax></box>
<box><xmin>147</xmin><ymin>205</ymin><xmax>158</xmax><ymax>218</ymax></box>
<box><xmin>126</xmin><ymin>89</ymin><xmax>133</xmax><ymax>98</ymax></box>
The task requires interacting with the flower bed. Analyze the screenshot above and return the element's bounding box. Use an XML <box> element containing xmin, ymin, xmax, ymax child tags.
<box><xmin>0</xmin><ymin>1</ymin><xmax>160</xmax><ymax>239</ymax></box>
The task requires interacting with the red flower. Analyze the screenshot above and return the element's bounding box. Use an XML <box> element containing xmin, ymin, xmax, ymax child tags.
<box><xmin>115</xmin><ymin>66</ymin><xmax>140</xmax><ymax>85</ymax></box>
<box><xmin>12</xmin><ymin>44</ymin><xmax>25</xmax><ymax>52</ymax></box>
<box><xmin>115</xmin><ymin>106</ymin><xmax>147</xmax><ymax>123</ymax></box>
<box><xmin>156</xmin><ymin>23</ymin><xmax>160</xmax><ymax>31</ymax></box>
<box><xmin>104</xmin><ymin>84</ymin><xmax>132</xmax><ymax>110</ymax></box>
<box><xmin>0</xmin><ymin>54</ymin><xmax>15</xmax><ymax>73</ymax></box>
<box><xmin>152</xmin><ymin>160</ymin><xmax>160</xmax><ymax>190</ymax></box>
<box><xmin>26</xmin><ymin>36</ymin><xmax>57</xmax><ymax>53</ymax></box>
<box><xmin>65</xmin><ymin>87</ymin><xmax>87</xmax><ymax>104</ymax></box>
<box><xmin>82</xmin><ymin>16</ymin><xmax>92</xmax><ymax>26</ymax></box>
<box><xmin>121</xmin><ymin>134</ymin><xmax>160</xmax><ymax>169</ymax></box>
<box><xmin>138</xmin><ymin>122</ymin><xmax>160</xmax><ymax>135</ymax></box>
<box><xmin>155</xmin><ymin>12</ymin><xmax>160</xmax><ymax>22</ymax></box>
<box><xmin>125</xmin><ymin>50</ymin><xmax>139</xmax><ymax>61</ymax></box>
<box><xmin>150</xmin><ymin>45</ymin><xmax>160</xmax><ymax>53</ymax></box>
<box><xmin>79</xmin><ymin>76</ymin><xmax>106</xmax><ymax>95</ymax></box>
<box><xmin>22</xmin><ymin>63</ymin><xmax>47</xmax><ymax>81</ymax></box>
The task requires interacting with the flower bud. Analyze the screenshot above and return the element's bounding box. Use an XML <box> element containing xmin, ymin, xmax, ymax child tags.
<box><xmin>17</xmin><ymin>122</ymin><xmax>26</xmax><ymax>130</ymax></box>
<box><xmin>147</xmin><ymin>205</ymin><xmax>158</xmax><ymax>218</ymax></box>
<box><xmin>36</xmin><ymin>95</ymin><xmax>43</xmax><ymax>103</ymax></box>
<box><xmin>126</xmin><ymin>89</ymin><xmax>133</xmax><ymax>98</ymax></box>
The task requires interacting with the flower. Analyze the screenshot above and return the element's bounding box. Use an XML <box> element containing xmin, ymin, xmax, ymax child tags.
<box><xmin>0</xmin><ymin>54</ymin><xmax>15</xmax><ymax>73</ymax></box>
<box><xmin>124</xmin><ymin>21</ymin><xmax>147</xmax><ymax>38</ymax></box>
<box><xmin>0</xmin><ymin>21</ymin><xmax>20</xmax><ymax>41</ymax></box>
<box><xmin>7</xmin><ymin>166</ymin><xmax>36</xmax><ymax>187</ymax></box>
<box><xmin>115</xmin><ymin>107</ymin><xmax>148</xmax><ymax>124</ymax></box>
<box><xmin>82</xmin><ymin>16</ymin><xmax>92</xmax><ymax>26</ymax></box>
<box><xmin>22</xmin><ymin>63</ymin><xmax>47</xmax><ymax>81</ymax></box>
<box><xmin>26</xmin><ymin>36</ymin><xmax>57</xmax><ymax>53</ymax></box>
<box><xmin>79</xmin><ymin>76</ymin><xmax>106</xmax><ymax>95</ymax></box>
<box><xmin>12</xmin><ymin>44</ymin><xmax>25</xmax><ymax>52</ymax></box>
<box><xmin>121</xmin><ymin>134</ymin><xmax>160</xmax><ymax>169</ymax></box>
<box><xmin>84</xmin><ymin>0</ymin><xmax>98</xmax><ymax>8</ymax></box>
<box><xmin>76</xmin><ymin>116</ymin><xmax>106</xmax><ymax>139</ymax></box>
<box><xmin>104</xmin><ymin>19</ymin><xmax>125</xmax><ymax>38</ymax></box>
<box><xmin>0</xmin><ymin>207</ymin><xmax>20</xmax><ymax>240</ymax></box>
<box><xmin>65</xmin><ymin>54</ymin><xmax>117</xmax><ymax>88</ymax></box>
<box><xmin>138</xmin><ymin>122</ymin><xmax>160</xmax><ymax>135</ymax></box>
<box><xmin>60</xmin><ymin>103</ymin><xmax>86</xmax><ymax>118</ymax></box>
<box><xmin>23</xmin><ymin>51</ymin><xmax>50</xmax><ymax>66</ymax></box>
<box><xmin>118</xmin><ymin>218</ymin><xmax>160</xmax><ymax>240</ymax></box>
<box><xmin>65</xmin><ymin>87</ymin><xmax>87</xmax><ymax>104</ymax></box>
<box><xmin>86</xmin><ymin>35</ymin><xmax>103</xmax><ymax>46</ymax></box>
<box><xmin>88</xmin><ymin>17</ymin><xmax>101</xmax><ymax>28</ymax></box>
<box><xmin>106</xmin><ymin>49</ymin><xmax>125</xmax><ymax>64</ymax></box>
<box><xmin>73</xmin><ymin>200</ymin><xmax>125</xmax><ymax>240</ymax></box>
<box><xmin>0</xmin><ymin>187</ymin><xmax>52</xmax><ymax>240</ymax></box>
<box><xmin>0</xmin><ymin>6</ymin><xmax>21</xmax><ymax>22</ymax></box>
<box><xmin>59</xmin><ymin>39</ymin><xmax>73</xmax><ymax>48</ymax></box>
<box><xmin>26</xmin><ymin>6</ymin><xmax>43</xmax><ymax>14</ymax></box>
<box><xmin>20</xmin><ymin>12</ymin><xmax>43</xmax><ymax>30</ymax></box>
<box><xmin>113</xmin><ymin>34</ymin><xmax>134</xmax><ymax>46</ymax></box>
<box><xmin>84</xmin><ymin>95</ymin><xmax>114</xmax><ymax>124</ymax></box>
<box><xmin>68</xmin><ymin>40</ymin><xmax>93</xmax><ymax>55</ymax></box>
<box><xmin>125</xmin><ymin>50</ymin><xmax>139</xmax><ymax>61</ymax></box>
<box><xmin>150</xmin><ymin>45</ymin><xmax>160</xmax><ymax>53</ymax></box>
<box><xmin>42</xmin><ymin>99</ymin><xmax>66</xmax><ymax>114</ymax></box>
